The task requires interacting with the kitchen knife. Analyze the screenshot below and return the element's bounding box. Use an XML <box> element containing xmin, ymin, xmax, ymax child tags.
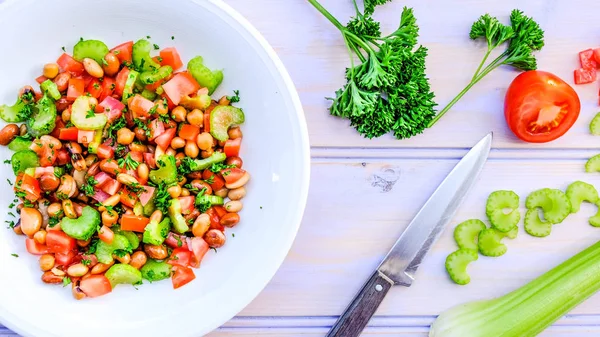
<box><xmin>326</xmin><ymin>133</ymin><xmax>493</xmax><ymax>337</ymax></box>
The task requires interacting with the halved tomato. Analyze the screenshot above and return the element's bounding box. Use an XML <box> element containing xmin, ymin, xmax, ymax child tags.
<box><xmin>79</xmin><ymin>275</ymin><xmax>112</xmax><ymax>298</ymax></box>
<box><xmin>171</xmin><ymin>266</ymin><xmax>196</xmax><ymax>289</ymax></box>
<box><xmin>505</xmin><ymin>70</ymin><xmax>580</xmax><ymax>143</ymax></box>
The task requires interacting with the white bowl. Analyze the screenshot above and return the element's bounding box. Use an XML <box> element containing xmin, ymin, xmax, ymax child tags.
<box><xmin>0</xmin><ymin>0</ymin><xmax>310</xmax><ymax>336</ymax></box>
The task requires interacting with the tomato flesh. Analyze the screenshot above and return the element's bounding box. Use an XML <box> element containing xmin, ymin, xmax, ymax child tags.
<box><xmin>80</xmin><ymin>275</ymin><xmax>112</xmax><ymax>298</ymax></box>
<box><xmin>574</xmin><ymin>68</ymin><xmax>596</xmax><ymax>85</ymax></box>
<box><xmin>172</xmin><ymin>266</ymin><xmax>196</xmax><ymax>289</ymax></box>
<box><xmin>505</xmin><ymin>70</ymin><xmax>580</xmax><ymax>143</ymax></box>
<box><xmin>46</xmin><ymin>230</ymin><xmax>77</xmax><ymax>254</ymax></box>
<box><xmin>580</xmin><ymin>49</ymin><xmax>597</xmax><ymax>70</ymax></box>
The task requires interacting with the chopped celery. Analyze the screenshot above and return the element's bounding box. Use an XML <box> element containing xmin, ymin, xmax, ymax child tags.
<box><xmin>8</xmin><ymin>136</ymin><xmax>32</xmax><ymax>152</ymax></box>
<box><xmin>113</xmin><ymin>227</ymin><xmax>140</xmax><ymax>250</ymax></box>
<box><xmin>11</xmin><ymin>150</ymin><xmax>39</xmax><ymax>175</ymax></box>
<box><xmin>591</xmin><ymin>112</ymin><xmax>600</xmax><ymax>135</ymax></box>
<box><xmin>566</xmin><ymin>181</ymin><xmax>598</xmax><ymax>213</ymax></box>
<box><xmin>585</xmin><ymin>154</ymin><xmax>600</xmax><ymax>173</ymax></box>
<box><xmin>143</xmin><ymin>218</ymin><xmax>171</xmax><ymax>245</ymax></box>
<box><xmin>87</xmin><ymin>130</ymin><xmax>103</xmax><ymax>154</ymax></box>
<box><xmin>209</xmin><ymin>105</ymin><xmax>245</xmax><ymax>141</ymax></box>
<box><xmin>141</xmin><ymin>259</ymin><xmax>172</xmax><ymax>282</ymax></box>
<box><xmin>478</xmin><ymin>228</ymin><xmax>507</xmax><ymax>257</ymax></box>
<box><xmin>95</xmin><ymin>234</ymin><xmax>132</xmax><ymax>264</ymax></box>
<box><xmin>453</xmin><ymin>219</ymin><xmax>486</xmax><ymax>251</ymax></box>
<box><xmin>27</xmin><ymin>95</ymin><xmax>57</xmax><ymax>137</ymax></box>
<box><xmin>140</xmin><ymin>65</ymin><xmax>172</xmax><ymax>85</ymax></box>
<box><xmin>431</xmin><ymin>240</ymin><xmax>600</xmax><ymax>337</ymax></box>
<box><xmin>133</xmin><ymin>202</ymin><xmax>144</xmax><ymax>216</ymax></box>
<box><xmin>40</xmin><ymin>80</ymin><xmax>61</xmax><ymax>100</ymax></box>
<box><xmin>187</xmin><ymin>56</ymin><xmax>223</xmax><ymax>94</ymax></box>
<box><xmin>142</xmin><ymin>197</ymin><xmax>156</xmax><ymax>217</ymax></box>
<box><xmin>196</xmin><ymin>194</ymin><xmax>224</xmax><ymax>207</ymax></box>
<box><xmin>186</xmin><ymin>152</ymin><xmax>227</xmax><ymax>172</ymax></box>
<box><xmin>524</xmin><ymin>208</ymin><xmax>551</xmax><ymax>237</ymax></box>
<box><xmin>141</xmin><ymin>89</ymin><xmax>157</xmax><ymax>101</ymax></box>
<box><xmin>149</xmin><ymin>155</ymin><xmax>178</xmax><ymax>185</ymax></box>
<box><xmin>0</xmin><ymin>94</ymin><xmax>34</xmax><ymax>123</ymax></box>
<box><xmin>73</xmin><ymin>39</ymin><xmax>109</xmax><ymax>64</ymax></box>
<box><xmin>445</xmin><ymin>248</ymin><xmax>478</xmax><ymax>285</ymax></box>
<box><xmin>61</xmin><ymin>206</ymin><xmax>101</xmax><ymax>241</ymax></box>
<box><xmin>180</xmin><ymin>94</ymin><xmax>211</xmax><ymax>110</ymax></box>
<box><xmin>132</xmin><ymin>39</ymin><xmax>160</xmax><ymax>72</ymax></box>
<box><xmin>71</xmin><ymin>96</ymin><xmax>107</xmax><ymax>131</ymax></box>
<box><xmin>105</xmin><ymin>264</ymin><xmax>142</xmax><ymax>288</ymax></box>
<box><xmin>486</xmin><ymin>190</ymin><xmax>520</xmax><ymax>232</ymax></box>
<box><xmin>525</xmin><ymin>188</ymin><xmax>570</xmax><ymax>224</ymax></box>
<box><xmin>589</xmin><ymin>206</ymin><xmax>600</xmax><ymax>227</ymax></box>
<box><xmin>122</xmin><ymin>69</ymin><xmax>140</xmax><ymax>103</ymax></box>
<box><xmin>168</xmin><ymin>199</ymin><xmax>189</xmax><ymax>234</ymax></box>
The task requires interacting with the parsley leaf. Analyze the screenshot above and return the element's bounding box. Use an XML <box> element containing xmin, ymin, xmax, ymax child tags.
<box><xmin>208</xmin><ymin>162</ymin><xmax>236</xmax><ymax>173</ymax></box>
<box><xmin>134</xmin><ymin>119</ymin><xmax>152</xmax><ymax>138</ymax></box>
<box><xmin>117</xmin><ymin>153</ymin><xmax>140</xmax><ymax>170</ymax></box>
<box><xmin>227</xmin><ymin>90</ymin><xmax>241</xmax><ymax>103</ymax></box>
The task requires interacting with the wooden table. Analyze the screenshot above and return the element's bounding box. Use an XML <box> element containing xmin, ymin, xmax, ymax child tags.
<box><xmin>4</xmin><ymin>0</ymin><xmax>600</xmax><ymax>336</ymax></box>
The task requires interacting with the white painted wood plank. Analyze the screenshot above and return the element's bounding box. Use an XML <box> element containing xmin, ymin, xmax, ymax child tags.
<box><xmin>226</xmin><ymin>0</ymin><xmax>600</xmax><ymax>149</ymax></box>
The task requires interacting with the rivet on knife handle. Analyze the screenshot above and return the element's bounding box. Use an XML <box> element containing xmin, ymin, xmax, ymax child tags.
<box><xmin>326</xmin><ymin>271</ymin><xmax>394</xmax><ymax>337</ymax></box>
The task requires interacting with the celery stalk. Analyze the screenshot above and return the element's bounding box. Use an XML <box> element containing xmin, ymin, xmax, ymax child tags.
<box><xmin>430</xmin><ymin>241</ymin><xmax>600</xmax><ymax>337</ymax></box>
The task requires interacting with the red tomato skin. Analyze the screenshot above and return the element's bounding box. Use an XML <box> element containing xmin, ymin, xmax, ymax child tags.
<box><xmin>505</xmin><ymin>70</ymin><xmax>580</xmax><ymax>143</ymax></box>
<box><xmin>87</xmin><ymin>78</ymin><xmax>103</xmax><ymax>98</ymax></box>
<box><xmin>154</xmin><ymin>127</ymin><xmax>176</xmax><ymax>150</ymax></box>
<box><xmin>46</xmin><ymin>230</ymin><xmax>77</xmax><ymax>254</ymax></box>
<box><xmin>167</xmin><ymin>248</ymin><xmax>192</xmax><ymax>268</ymax></box>
<box><xmin>67</xmin><ymin>78</ymin><xmax>85</xmax><ymax>101</ymax></box>
<box><xmin>115</xmin><ymin>67</ymin><xmax>130</xmax><ymax>97</ymax></box>
<box><xmin>579</xmin><ymin>49</ymin><xmax>598</xmax><ymax>70</ymax></box>
<box><xmin>221</xmin><ymin>168</ymin><xmax>246</xmax><ymax>185</ymax></box>
<box><xmin>159</xmin><ymin>47</ymin><xmax>184</xmax><ymax>71</ymax></box>
<box><xmin>57</xmin><ymin>53</ymin><xmax>84</xmax><ymax>76</ymax></box>
<box><xmin>79</xmin><ymin>275</ymin><xmax>112</xmax><ymax>298</ymax></box>
<box><xmin>59</xmin><ymin>127</ymin><xmax>79</xmax><ymax>141</ymax></box>
<box><xmin>55</xmin><ymin>250</ymin><xmax>77</xmax><ymax>266</ymax></box>
<box><xmin>574</xmin><ymin>68</ymin><xmax>596</xmax><ymax>85</ymax></box>
<box><xmin>202</xmin><ymin>170</ymin><xmax>225</xmax><ymax>191</ymax></box>
<box><xmin>224</xmin><ymin>138</ymin><xmax>241</xmax><ymax>157</ymax></box>
<box><xmin>165</xmin><ymin>232</ymin><xmax>190</xmax><ymax>250</ymax></box>
<box><xmin>171</xmin><ymin>266</ymin><xmax>196</xmax><ymax>289</ymax></box>
<box><xmin>189</xmin><ymin>237</ymin><xmax>209</xmax><ymax>268</ymax></box>
<box><xmin>162</xmin><ymin>73</ymin><xmax>200</xmax><ymax>105</ymax></box>
<box><xmin>594</xmin><ymin>48</ymin><xmax>600</xmax><ymax>65</ymax></box>
<box><xmin>110</xmin><ymin>41</ymin><xmax>133</xmax><ymax>63</ymax></box>
<box><xmin>120</xmin><ymin>215</ymin><xmax>150</xmax><ymax>232</ymax></box>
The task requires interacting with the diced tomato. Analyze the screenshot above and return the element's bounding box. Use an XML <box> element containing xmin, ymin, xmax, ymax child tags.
<box><xmin>171</xmin><ymin>266</ymin><xmax>196</xmax><ymax>289</ymax></box>
<box><xmin>77</xmin><ymin>130</ymin><xmax>95</xmax><ymax>145</ymax></box>
<box><xmin>145</xmin><ymin>79</ymin><xmax>164</xmax><ymax>92</ymax></box>
<box><xmin>94</xmin><ymin>172</ymin><xmax>112</xmax><ymax>187</ymax></box>
<box><xmin>87</xmin><ymin>78</ymin><xmax>103</xmax><ymax>98</ymax></box>
<box><xmin>15</xmin><ymin>173</ymin><xmax>41</xmax><ymax>202</ymax></box>
<box><xmin>100</xmin><ymin>178</ymin><xmax>121</xmax><ymax>195</ymax></box>
<box><xmin>25</xmin><ymin>238</ymin><xmax>48</xmax><ymax>255</ymax></box>
<box><xmin>110</xmin><ymin>41</ymin><xmax>133</xmax><ymax>63</ymax></box>
<box><xmin>179</xmin><ymin>124</ymin><xmax>200</xmax><ymax>141</ymax></box>
<box><xmin>574</xmin><ymin>68</ymin><xmax>596</xmax><ymax>85</ymax></box>
<box><xmin>224</xmin><ymin>138</ymin><xmax>241</xmax><ymax>157</ymax></box>
<box><xmin>594</xmin><ymin>48</ymin><xmax>600</xmax><ymax>65</ymax></box>
<box><xmin>128</xmin><ymin>151</ymin><xmax>144</xmax><ymax>164</ymax></box>
<box><xmin>167</xmin><ymin>248</ymin><xmax>192</xmax><ymax>268</ymax></box>
<box><xmin>119</xmin><ymin>188</ymin><xmax>138</xmax><ymax>208</ymax></box>
<box><xmin>213</xmin><ymin>206</ymin><xmax>228</xmax><ymax>218</ymax></box>
<box><xmin>165</xmin><ymin>232</ymin><xmax>189</xmax><ymax>249</ymax></box>
<box><xmin>202</xmin><ymin>170</ymin><xmax>225</xmax><ymax>191</ymax></box>
<box><xmin>58</xmin><ymin>127</ymin><xmax>79</xmax><ymax>141</ymax></box>
<box><xmin>50</xmin><ymin>118</ymin><xmax>66</xmax><ymax>139</ymax></box>
<box><xmin>159</xmin><ymin>47</ymin><xmax>184</xmax><ymax>71</ymax></box>
<box><xmin>56</xmin><ymin>149</ymin><xmax>70</xmax><ymax>166</ymax></box>
<box><xmin>99</xmin><ymin>96</ymin><xmax>124</xmax><ymax>122</ymax></box>
<box><xmin>162</xmin><ymin>93</ymin><xmax>177</xmax><ymax>110</ymax></box>
<box><xmin>67</xmin><ymin>78</ymin><xmax>85</xmax><ymax>101</ymax></box>
<box><xmin>149</xmin><ymin>119</ymin><xmax>164</xmax><ymax>141</ymax></box>
<box><xmin>580</xmin><ymin>49</ymin><xmax>597</xmax><ymax>70</ymax></box>
<box><xmin>178</xmin><ymin>196</ymin><xmax>196</xmax><ymax>215</ymax></box>
<box><xmin>189</xmin><ymin>237</ymin><xmax>209</xmax><ymax>268</ymax></box>
<box><xmin>143</xmin><ymin>153</ymin><xmax>157</xmax><ymax>169</ymax></box>
<box><xmin>46</xmin><ymin>230</ymin><xmax>77</xmax><ymax>254</ymax></box>
<box><xmin>206</xmin><ymin>208</ymin><xmax>224</xmax><ymax>231</ymax></box>
<box><xmin>138</xmin><ymin>186</ymin><xmax>155</xmax><ymax>206</ymax></box>
<box><xmin>129</xmin><ymin>94</ymin><xmax>155</xmax><ymax>118</ymax></box>
<box><xmin>120</xmin><ymin>215</ymin><xmax>150</xmax><ymax>232</ymax></box>
<box><xmin>154</xmin><ymin>127</ymin><xmax>176</xmax><ymax>150</ymax></box>
<box><xmin>115</xmin><ymin>67</ymin><xmax>130</xmax><ymax>97</ymax></box>
<box><xmin>36</xmin><ymin>75</ymin><xmax>48</xmax><ymax>84</ymax></box>
<box><xmin>79</xmin><ymin>275</ymin><xmax>112</xmax><ymax>298</ymax></box>
<box><xmin>162</xmin><ymin>72</ymin><xmax>200</xmax><ymax>105</ymax></box>
<box><xmin>80</xmin><ymin>73</ymin><xmax>94</xmax><ymax>87</ymax></box>
<box><xmin>55</xmin><ymin>250</ymin><xmax>77</xmax><ymax>266</ymax></box>
<box><xmin>97</xmin><ymin>144</ymin><xmax>115</xmax><ymax>160</ymax></box>
<box><xmin>98</xmin><ymin>77</ymin><xmax>116</xmax><ymax>102</ymax></box>
<box><xmin>57</xmin><ymin>53</ymin><xmax>84</xmax><ymax>76</ymax></box>
<box><xmin>204</xmin><ymin>113</ymin><xmax>211</xmax><ymax>133</ymax></box>
<box><xmin>221</xmin><ymin>168</ymin><xmax>246</xmax><ymax>185</ymax></box>
<box><xmin>99</xmin><ymin>225</ymin><xmax>114</xmax><ymax>244</ymax></box>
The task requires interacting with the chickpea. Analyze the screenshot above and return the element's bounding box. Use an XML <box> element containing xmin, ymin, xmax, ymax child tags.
<box><xmin>20</xmin><ymin>208</ymin><xmax>42</xmax><ymax>237</ymax></box>
<box><xmin>175</xmin><ymin>152</ymin><xmax>185</xmax><ymax>166</ymax></box>
<box><xmin>180</xmin><ymin>188</ymin><xmax>190</xmax><ymax>197</ymax></box>
<box><xmin>224</xmin><ymin>200</ymin><xmax>243</xmax><ymax>213</ymax></box>
<box><xmin>34</xmin><ymin>230</ymin><xmax>47</xmax><ymax>245</ymax></box>
<box><xmin>117</xmin><ymin>128</ymin><xmax>135</xmax><ymax>145</ymax></box>
<box><xmin>102</xmin><ymin>52</ymin><xmax>120</xmax><ymax>76</ymax></box>
<box><xmin>130</xmin><ymin>251</ymin><xmax>148</xmax><ymax>269</ymax></box>
<box><xmin>19</xmin><ymin>124</ymin><xmax>27</xmax><ymax>136</ymax></box>
<box><xmin>41</xmin><ymin>271</ymin><xmax>64</xmax><ymax>284</ymax></box>
<box><xmin>165</xmin><ymin>147</ymin><xmax>177</xmax><ymax>156</ymax></box>
<box><xmin>168</xmin><ymin>185</ymin><xmax>182</xmax><ymax>198</ymax></box>
<box><xmin>154</xmin><ymin>99</ymin><xmax>168</xmax><ymax>115</ymax></box>
<box><xmin>100</xmin><ymin>159</ymin><xmax>120</xmax><ymax>175</ymax></box>
<box><xmin>228</xmin><ymin>187</ymin><xmax>246</xmax><ymax>201</ymax></box>
<box><xmin>144</xmin><ymin>244</ymin><xmax>168</xmax><ymax>260</ymax></box>
<box><xmin>204</xmin><ymin>229</ymin><xmax>226</xmax><ymax>248</ymax></box>
<box><xmin>39</xmin><ymin>174</ymin><xmax>60</xmax><ymax>192</ymax></box>
<box><xmin>102</xmin><ymin>210</ymin><xmax>119</xmax><ymax>227</ymax></box>
<box><xmin>13</xmin><ymin>223</ymin><xmax>23</xmax><ymax>235</ymax></box>
<box><xmin>129</xmin><ymin>142</ymin><xmax>147</xmax><ymax>153</ymax></box>
<box><xmin>192</xmin><ymin>214</ymin><xmax>211</xmax><ymax>238</ymax></box>
<box><xmin>57</xmin><ymin>175</ymin><xmax>77</xmax><ymax>199</ymax></box>
<box><xmin>62</xmin><ymin>199</ymin><xmax>77</xmax><ymax>219</ymax></box>
<box><xmin>43</xmin><ymin>63</ymin><xmax>59</xmax><ymax>79</ymax></box>
<box><xmin>0</xmin><ymin>124</ymin><xmax>19</xmax><ymax>145</ymax></box>
<box><xmin>214</xmin><ymin>188</ymin><xmax>229</xmax><ymax>198</ymax></box>
<box><xmin>225</xmin><ymin>171</ymin><xmax>251</xmax><ymax>189</ymax></box>
<box><xmin>170</xmin><ymin>137</ymin><xmax>186</xmax><ymax>149</ymax></box>
<box><xmin>39</xmin><ymin>254</ymin><xmax>55</xmax><ymax>271</ymax></box>
<box><xmin>184</xmin><ymin>141</ymin><xmax>199</xmax><ymax>158</ymax></box>
<box><xmin>134</xmin><ymin>127</ymin><xmax>148</xmax><ymax>142</ymax></box>
<box><xmin>115</xmin><ymin>253</ymin><xmax>131</xmax><ymax>265</ymax></box>
<box><xmin>196</xmin><ymin>132</ymin><xmax>213</xmax><ymax>151</ymax></box>
<box><xmin>171</xmin><ymin>106</ymin><xmax>187</xmax><ymax>122</ymax></box>
<box><xmin>91</xmin><ymin>261</ymin><xmax>114</xmax><ymax>274</ymax></box>
<box><xmin>53</xmin><ymin>72</ymin><xmax>71</xmax><ymax>92</ymax></box>
<box><xmin>187</xmin><ymin>109</ymin><xmax>204</xmax><ymax>127</ymax></box>
<box><xmin>67</xmin><ymin>263</ymin><xmax>89</xmax><ymax>277</ymax></box>
<box><xmin>82</xmin><ymin>58</ymin><xmax>104</xmax><ymax>78</ymax></box>
<box><xmin>47</xmin><ymin>202</ymin><xmax>63</xmax><ymax>217</ymax></box>
<box><xmin>149</xmin><ymin>210</ymin><xmax>163</xmax><ymax>223</ymax></box>
<box><xmin>228</xmin><ymin>127</ymin><xmax>243</xmax><ymax>140</ymax></box>
<box><xmin>137</xmin><ymin>163</ymin><xmax>149</xmax><ymax>182</ymax></box>
<box><xmin>201</xmin><ymin>148</ymin><xmax>214</xmax><ymax>159</ymax></box>
<box><xmin>226</xmin><ymin>156</ymin><xmax>243</xmax><ymax>168</ymax></box>
<box><xmin>77</xmin><ymin>239</ymin><xmax>91</xmax><ymax>247</ymax></box>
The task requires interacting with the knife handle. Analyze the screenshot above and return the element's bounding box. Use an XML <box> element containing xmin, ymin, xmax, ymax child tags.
<box><xmin>326</xmin><ymin>271</ymin><xmax>394</xmax><ymax>337</ymax></box>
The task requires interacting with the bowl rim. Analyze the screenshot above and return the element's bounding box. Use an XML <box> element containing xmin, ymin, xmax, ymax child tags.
<box><xmin>0</xmin><ymin>0</ymin><xmax>311</xmax><ymax>335</ymax></box>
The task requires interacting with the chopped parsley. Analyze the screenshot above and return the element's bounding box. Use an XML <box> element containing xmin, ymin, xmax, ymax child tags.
<box><xmin>11</xmin><ymin>253</ymin><xmax>18</xmax><ymax>258</ymax></box>
<box><xmin>118</xmin><ymin>153</ymin><xmax>140</xmax><ymax>170</ymax></box>
<box><xmin>134</xmin><ymin>119</ymin><xmax>151</xmax><ymax>137</ymax></box>
<box><xmin>153</xmin><ymin>43</ymin><xmax>160</xmax><ymax>50</ymax></box>
<box><xmin>81</xmin><ymin>176</ymin><xmax>99</xmax><ymax>196</ymax></box>
<box><xmin>81</xmin><ymin>259</ymin><xmax>92</xmax><ymax>266</ymax></box>
<box><xmin>87</xmin><ymin>239</ymin><xmax>99</xmax><ymax>254</ymax></box>
<box><xmin>61</xmin><ymin>46</ymin><xmax>66</xmax><ymax>52</ymax></box>
<box><xmin>208</xmin><ymin>162</ymin><xmax>236</xmax><ymax>173</ymax></box>
<box><xmin>3</xmin><ymin>159</ymin><xmax>11</xmax><ymax>164</ymax></box>
<box><xmin>62</xmin><ymin>277</ymin><xmax>72</xmax><ymax>287</ymax></box>
<box><xmin>127</xmin><ymin>182</ymin><xmax>146</xmax><ymax>194</ymax></box>
<box><xmin>158</xmin><ymin>113</ymin><xmax>171</xmax><ymax>124</ymax></box>
<box><xmin>227</xmin><ymin>90</ymin><xmax>241</xmax><ymax>103</ymax></box>
<box><xmin>6</xmin><ymin>179</ymin><xmax>12</xmax><ymax>186</ymax></box>
<box><xmin>106</xmin><ymin>115</ymin><xmax>127</xmax><ymax>145</ymax></box>
<box><xmin>85</xmin><ymin>107</ymin><xmax>96</xmax><ymax>119</ymax></box>
<box><xmin>150</xmin><ymin>181</ymin><xmax>172</xmax><ymax>214</ymax></box>
<box><xmin>171</xmin><ymin>36</ymin><xmax>175</xmax><ymax>40</ymax></box>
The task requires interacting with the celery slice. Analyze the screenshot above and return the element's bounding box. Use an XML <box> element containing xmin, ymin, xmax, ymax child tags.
<box><xmin>453</xmin><ymin>219</ymin><xmax>486</xmax><ymax>251</ymax></box>
<box><xmin>445</xmin><ymin>249</ymin><xmax>478</xmax><ymax>285</ymax></box>
<box><xmin>486</xmin><ymin>190</ymin><xmax>520</xmax><ymax>232</ymax></box>
<box><xmin>566</xmin><ymin>181</ymin><xmax>598</xmax><ymax>213</ymax></box>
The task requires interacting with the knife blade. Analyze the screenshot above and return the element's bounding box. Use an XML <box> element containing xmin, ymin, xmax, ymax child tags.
<box><xmin>326</xmin><ymin>133</ymin><xmax>493</xmax><ymax>337</ymax></box>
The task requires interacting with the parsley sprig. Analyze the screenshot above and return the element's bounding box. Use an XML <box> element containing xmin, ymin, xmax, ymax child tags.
<box><xmin>118</xmin><ymin>153</ymin><xmax>140</xmax><ymax>171</ymax></box>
